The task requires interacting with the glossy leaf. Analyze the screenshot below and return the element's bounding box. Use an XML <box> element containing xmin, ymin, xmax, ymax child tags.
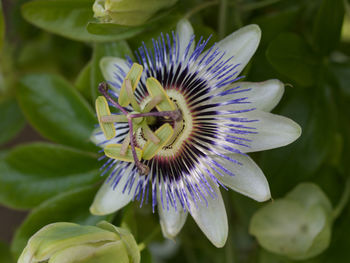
<box><xmin>21</xmin><ymin>0</ymin><xmax>125</xmax><ymax>42</ymax></box>
<box><xmin>0</xmin><ymin>241</ymin><xmax>14</xmax><ymax>263</ymax></box>
<box><xmin>312</xmin><ymin>0</ymin><xmax>345</xmax><ymax>55</ymax></box>
<box><xmin>266</xmin><ymin>33</ymin><xmax>318</xmax><ymax>87</ymax></box>
<box><xmin>0</xmin><ymin>98</ymin><xmax>25</xmax><ymax>146</ymax></box>
<box><xmin>90</xmin><ymin>41</ymin><xmax>133</xmax><ymax>100</ymax></box>
<box><xmin>11</xmin><ymin>186</ymin><xmax>108</xmax><ymax>260</ymax></box>
<box><xmin>0</xmin><ymin>143</ymin><xmax>101</xmax><ymax>209</ymax></box>
<box><xmin>17</xmin><ymin>74</ymin><xmax>97</xmax><ymax>151</ymax></box>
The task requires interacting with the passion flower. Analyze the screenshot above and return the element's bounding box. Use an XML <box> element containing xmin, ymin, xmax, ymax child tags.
<box><xmin>90</xmin><ymin>19</ymin><xmax>301</xmax><ymax>247</ymax></box>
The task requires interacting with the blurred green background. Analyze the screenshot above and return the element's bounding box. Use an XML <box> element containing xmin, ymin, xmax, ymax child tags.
<box><xmin>1</xmin><ymin>0</ymin><xmax>350</xmax><ymax>262</ymax></box>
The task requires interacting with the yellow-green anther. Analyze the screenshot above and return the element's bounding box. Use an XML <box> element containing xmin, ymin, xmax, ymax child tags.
<box><xmin>143</xmin><ymin>124</ymin><xmax>160</xmax><ymax>144</ymax></box>
<box><xmin>104</xmin><ymin>144</ymin><xmax>142</xmax><ymax>162</ymax></box>
<box><xmin>146</xmin><ymin>77</ymin><xmax>175</xmax><ymax>112</ymax></box>
<box><xmin>101</xmin><ymin>115</ymin><xmax>128</xmax><ymax>123</ymax></box>
<box><xmin>125</xmin><ymin>79</ymin><xmax>141</xmax><ymax>112</ymax></box>
<box><xmin>119</xmin><ymin>63</ymin><xmax>143</xmax><ymax>107</ymax></box>
<box><xmin>142</xmin><ymin>95</ymin><xmax>163</xmax><ymax>113</ymax></box>
<box><xmin>96</xmin><ymin>96</ymin><xmax>116</xmax><ymax>140</ymax></box>
<box><xmin>120</xmin><ymin>136</ymin><xmax>131</xmax><ymax>156</ymax></box>
<box><xmin>142</xmin><ymin>123</ymin><xmax>174</xmax><ymax>160</ymax></box>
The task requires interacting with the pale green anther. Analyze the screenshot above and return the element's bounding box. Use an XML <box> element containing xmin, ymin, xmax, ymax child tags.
<box><xmin>104</xmin><ymin>144</ymin><xmax>142</xmax><ymax>162</ymax></box>
<box><xmin>142</xmin><ymin>123</ymin><xmax>160</xmax><ymax>144</ymax></box>
<box><xmin>96</xmin><ymin>96</ymin><xmax>116</xmax><ymax>140</ymax></box>
<box><xmin>125</xmin><ymin>79</ymin><xmax>141</xmax><ymax>112</ymax></box>
<box><xmin>119</xmin><ymin>63</ymin><xmax>143</xmax><ymax>107</ymax></box>
<box><xmin>120</xmin><ymin>135</ymin><xmax>131</xmax><ymax>156</ymax></box>
<box><xmin>101</xmin><ymin>115</ymin><xmax>128</xmax><ymax>123</ymax></box>
<box><xmin>142</xmin><ymin>123</ymin><xmax>174</xmax><ymax>160</ymax></box>
<box><xmin>142</xmin><ymin>95</ymin><xmax>163</xmax><ymax>113</ymax></box>
<box><xmin>146</xmin><ymin>77</ymin><xmax>175</xmax><ymax>112</ymax></box>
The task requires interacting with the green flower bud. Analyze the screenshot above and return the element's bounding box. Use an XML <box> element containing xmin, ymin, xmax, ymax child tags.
<box><xmin>93</xmin><ymin>0</ymin><xmax>178</xmax><ymax>26</ymax></box>
<box><xmin>18</xmin><ymin>221</ymin><xmax>140</xmax><ymax>263</ymax></box>
<box><xmin>249</xmin><ymin>183</ymin><xmax>333</xmax><ymax>260</ymax></box>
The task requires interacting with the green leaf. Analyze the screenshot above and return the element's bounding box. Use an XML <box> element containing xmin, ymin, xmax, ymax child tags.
<box><xmin>0</xmin><ymin>98</ymin><xmax>25</xmax><ymax>146</ymax></box>
<box><xmin>21</xmin><ymin>0</ymin><xmax>125</xmax><ymax>42</ymax></box>
<box><xmin>260</xmin><ymin>88</ymin><xmax>336</xmax><ymax>196</ymax></box>
<box><xmin>75</xmin><ymin>62</ymin><xmax>93</xmax><ymax>101</ymax></box>
<box><xmin>0</xmin><ymin>241</ymin><xmax>14</xmax><ymax>263</ymax></box>
<box><xmin>76</xmin><ymin>41</ymin><xmax>133</xmax><ymax>102</ymax></box>
<box><xmin>266</xmin><ymin>33</ymin><xmax>318</xmax><ymax>87</ymax></box>
<box><xmin>87</xmin><ymin>22</ymin><xmax>146</xmax><ymax>39</ymax></box>
<box><xmin>17</xmin><ymin>74</ymin><xmax>97</xmax><ymax>151</ymax></box>
<box><xmin>312</xmin><ymin>0</ymin><xmax>345</xmax><ymax>55</ymax></box>
<box><xmin>0</xmin><ymin>142</ymin><xmax>101</xmax><ymax>209</ymax></box>
<box><xmin>0</xmin><ymin>2</ymin><xmax>4</xmax><ymax>51</ymax></box>
<box><xmin>11</xmin><ymin>186</ymin><xmax>108</xmax><ymax>260</ymax></box>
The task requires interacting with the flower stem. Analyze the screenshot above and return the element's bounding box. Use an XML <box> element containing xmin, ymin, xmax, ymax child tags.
<box><xmin>242</xmin><ymin>0</ymin><xmax>281</xmax><ymax>11</ymax></box>
<box><xmin>218</xmin><ymin>0</ymin><xmax>228</xmax><ymax>39</ymax></box>
<box><xmin>185</xmin><ymin>0</ymin><xmax>219</xmax><ymax>19</ymax></box>
<box><xmin>333</xmin><ymin>176</ymin><xmax>350</xmax><ymax>219</ymax></box>
<box><xmin>137</xmin><ymin>226</ymin><xmax>161</xmax><ymax>252</ymax></box>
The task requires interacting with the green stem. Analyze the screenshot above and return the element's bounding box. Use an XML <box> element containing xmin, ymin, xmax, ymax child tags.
<box><xmin>218</xmin><ymin>0</ymin><xmax>228</xmax><ymax>39</ymax></box>
<box><xmin>333</xmin><ymin>177</ymin><xmax>350</xmax><ymax>219</ymax></box>
<box><xmin>185</xmin><ymin>0</ymin><xmax>219</xmax><ymax>19</ymax></box>
<box><xmin>137</xmin><ymin>226</ymin><xmax>161</xmax><ymax>252</ymax></box>
<box><xmin>242</xmin><ymin>0</ymin><xmax>281</xmax><ymax>11</ymax></box>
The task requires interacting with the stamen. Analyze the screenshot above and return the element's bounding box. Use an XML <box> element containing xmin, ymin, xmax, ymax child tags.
<box><xmin>142</xmin><ymin>95</ymin><xmax>163</xmax><ymax>112</ymax></box>
<box><xmin>120</xmin><ymin>136</ymin><xmax>131</xmax><ymax>156</ymax></box>
<box><xmin>99</xmin><ymin>82</ymin><xmax>149</xmax><ymax>175</ymax></box>
<box><xmin>129</xmin><ymin>109</ymin><xmax>182</xmax><ymax>122</ymax></box>
<box><xmin>98</xmin><ymin>82</ymin><xmax>129</xmax><ymax>115</ymax></box>
<box><xmin>101</xmin><ymin>115</ymin><xmax>128</xmax><ymax>123</ymax></box>
<box><xmin>125</xmin><ymin>79</ymin><xmax>141</xmax><ymax>112</ymax></box>
<box><xmin>143</xmin><ymin>124</ymin><xmax>160</xmax><ymax>144</ymax></box>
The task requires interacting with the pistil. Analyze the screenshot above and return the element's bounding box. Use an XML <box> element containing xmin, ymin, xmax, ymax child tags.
<box><xmin>98</xmin><ymin>82</ymin><xmax>182</xmax><ymax>175</ymax></box>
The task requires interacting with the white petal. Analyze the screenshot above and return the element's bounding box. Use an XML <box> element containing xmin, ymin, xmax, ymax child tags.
<box><xmin>99</xmin><ymin>57</ymin><xmax>130</xmax><ymax>93</ymax></box>
<box><xmin>188</xmin><ymin>184</ymin><xmax>228</xmax><ymax>248</ymax></box>
<box><xmin>210</xmin><ymin>153</ymin><xmax>270</xmax><ymax>202</ymax></box>
<box><xmin>227</xmin><ymin>79</ymin><xmax>284</xmax><ymax>112</ymax></box>
<box><xmin>157</xmin><ymin>186</ymin><xmax>187</xmax><ymax>239</ymax></box>
<box><xmin>176</xmin><ymin>19</ymin><xmax>194</xmax><ymax>60</ymax></box>
<box><xmin>215</xmin><ymin>24</ymin><xmax>261</xmax><ymax>76</ymax></box>
<box><xmin>242</xmin><ymin>110</ymin><xmax>302</xmax><ymax>153</ymax></box>
<box><xmin>90</xmin><ymin>165</ymin><xmax>137</xmax><ymax>215</ymax></box>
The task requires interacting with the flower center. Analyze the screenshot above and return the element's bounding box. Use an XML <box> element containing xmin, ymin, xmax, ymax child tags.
<box><xmin>136</xmin><ymin>89</ymin><xmax>193</xmax><ymax>158</ymax></box>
